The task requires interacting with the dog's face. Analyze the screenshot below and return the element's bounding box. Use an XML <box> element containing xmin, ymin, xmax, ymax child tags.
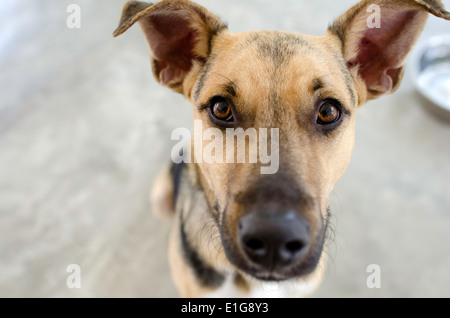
<box><xmin>115</xmin><ymin>0</ymin><xmax>449</xmax><ymax>282</ymax></box>
<box><xmin>191</xmin><ymin>31</ymin><xmax>357</xmax><ymax>280</ymax></box>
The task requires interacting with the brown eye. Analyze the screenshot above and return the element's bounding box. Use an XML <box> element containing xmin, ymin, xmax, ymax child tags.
<box><xmin>317</xmin><ymin>101</ymin><xmax>341</xmax><ymax>125</ymax></box>
<box><xmin>211</xmin><ymin>100</ymin><xmax>233</xmax><ymax>122</ymax></box>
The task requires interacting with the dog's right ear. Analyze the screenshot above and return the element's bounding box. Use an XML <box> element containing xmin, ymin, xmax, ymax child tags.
<box><xmin>113</xmin><ymin>0</ymin><xmax>227</xmax><ymax>96</ymax></box>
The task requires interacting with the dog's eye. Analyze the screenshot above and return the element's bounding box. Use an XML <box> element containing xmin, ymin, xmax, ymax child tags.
<box><xmin>211</xmin><ymin>100</ymin><xmax>234</xmax><ymax>122</ymax></box>
<box><xmin>317</xmin><ymin>101</ymin><xmax>341</xmax><ymax>125</ymax></box>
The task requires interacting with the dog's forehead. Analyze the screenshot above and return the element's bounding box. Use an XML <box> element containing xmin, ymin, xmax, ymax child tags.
<box><xmin>195</xmin><ymin>30</ymin><xmax>357</xmax><ymax>111</ymax></box>
<box><xmin>210</xmin><ymin>31</ymin><xmax>330</xmax><ymax>77</ymax></box>
<box><xmin>237</xmin><ymin>31</ymin><xmax>315</xmax><ymax>64</ymax></box>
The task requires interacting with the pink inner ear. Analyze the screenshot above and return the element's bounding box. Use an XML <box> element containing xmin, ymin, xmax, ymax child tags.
<box><xmin>348</xmin><ymin>10</ymin><xmax>418</xmax><ymax>95</ymax></box>
<box><xmin>141</xmin><ymin>12</ymin><xmax>200</xmax><ymax>86</ymax></box>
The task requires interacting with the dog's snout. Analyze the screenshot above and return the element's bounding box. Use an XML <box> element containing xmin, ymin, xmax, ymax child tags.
<box><xmin>238</xmin><ymin>211</ymin><xmax>310</xmax><ymax>271</ymax></box>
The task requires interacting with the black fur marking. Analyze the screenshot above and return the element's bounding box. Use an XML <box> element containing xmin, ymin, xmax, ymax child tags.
<box><xmin>252</xmin><ymin>33</ymin><xmax>310</xmax><ymax>67</ymax></box>
<box><xmin>192</xmin><ymin>17</ymin><xmax>227</xmax><ymax>101</ymax></box>
<box><xmin>225</xmin><ymin>83</ymin><xmax>237</xmax><ymax>97</ymax></box>
<box><xmin>312</xmin><ymin>78</ymin><xmax>324</xmax><ymax>92</ymax></box>
<box><xmin>194</xmin><ymin>55</ymin><xmax>215</xmax><ymax>101</ymax></box>
<box><xmin>334</xmin><ymin>51</ymin><xmax>357</xmax><ymax>107</ymax></box>
<box><xmin>179</xmin><ymin>210</ymin><xmax>225</xmax><ymax>288</ymax></box>
<box><xmin>170</xmin><ymin>161</ymin><xmax>185</xmax><ymax>206</ymax></box>
<box><xmin>206</xmin><ymin>22</ymin><xmax>228</xmax><ymax>57</ymax></box>
<box><xmin>214</xmin><ymin>200</ymin><xmax>220</xmax><ymax>214</ymax></box>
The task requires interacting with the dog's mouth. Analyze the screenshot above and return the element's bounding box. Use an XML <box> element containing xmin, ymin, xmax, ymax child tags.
<box><xmin>224</xmin><ymin>235</ymin><xmax>326</xmax><ymax>282</ymax></box>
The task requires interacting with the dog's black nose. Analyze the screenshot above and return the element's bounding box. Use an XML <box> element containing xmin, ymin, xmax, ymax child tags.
<box><xmin>238</xmin><ymin>211</ymin><xmax>310</xmax><ymax>271</ymax></box>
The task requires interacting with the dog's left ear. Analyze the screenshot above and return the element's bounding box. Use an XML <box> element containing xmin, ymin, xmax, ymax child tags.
<box><xmin>113</xmin><ymin>0</ymin><xmax>227</xmax><ymax>96</ymax></box>
<box><xmin>330</xmin><ymin>0</ymin><xmax>450</xmax><ymax>102</ymax></box>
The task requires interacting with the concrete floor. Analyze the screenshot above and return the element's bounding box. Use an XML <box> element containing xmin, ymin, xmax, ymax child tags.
<box><xmin>0</xmin><ymin>0</ymin><xmax>449</xmax><ymax>298</ymax></box>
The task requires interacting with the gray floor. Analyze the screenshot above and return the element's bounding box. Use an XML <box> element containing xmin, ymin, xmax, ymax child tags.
<box><xmin>0</xmin><ymin>0</ymin><xmax>449</xmax><ymax>298</ymax></box>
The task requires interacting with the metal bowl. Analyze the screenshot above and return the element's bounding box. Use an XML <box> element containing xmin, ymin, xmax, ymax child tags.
<box><xmin>410</xmin><ymin>34</ymin><xmax>450</xmax><ymax>121</ymax></box>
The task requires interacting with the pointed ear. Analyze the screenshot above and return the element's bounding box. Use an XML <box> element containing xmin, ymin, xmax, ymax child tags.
<box><xmin>113</xmin><ymin>0</ymin><xmax>227</xmax><ymax>95</ymax></box>
<box><xmin>329</xmin><ymin>0</ymin><xmax>450</xmax><ymax>102</ymax></box>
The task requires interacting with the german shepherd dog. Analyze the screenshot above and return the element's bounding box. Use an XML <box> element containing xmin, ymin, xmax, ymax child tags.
<box><xmin>114</xmin><ymin>0</ymin><xmax>450</xmax><ymax>297</ymax></box>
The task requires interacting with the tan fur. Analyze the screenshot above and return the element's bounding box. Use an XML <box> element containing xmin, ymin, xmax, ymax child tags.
<box><xmin>151</xmin><ymin>164</ymin><xmax>174</xmax><ymax>219</ymax></box>
<box><xmin>114</xmin><ymin>0</ymin><xmax>450</xmax><ymax>297</ymax></box>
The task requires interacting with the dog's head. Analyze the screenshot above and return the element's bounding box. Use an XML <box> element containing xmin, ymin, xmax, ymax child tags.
<box><xmin>114</xmin><ymin>0</ymin><xmax>449</xmax><ymax>282</ymax></box>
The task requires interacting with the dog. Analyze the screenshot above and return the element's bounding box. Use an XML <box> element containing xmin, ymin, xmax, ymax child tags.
<box><xmin>114</xmin><ymin>0</ymin><xmax>450</xmax><ymax>297</ymax></box>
